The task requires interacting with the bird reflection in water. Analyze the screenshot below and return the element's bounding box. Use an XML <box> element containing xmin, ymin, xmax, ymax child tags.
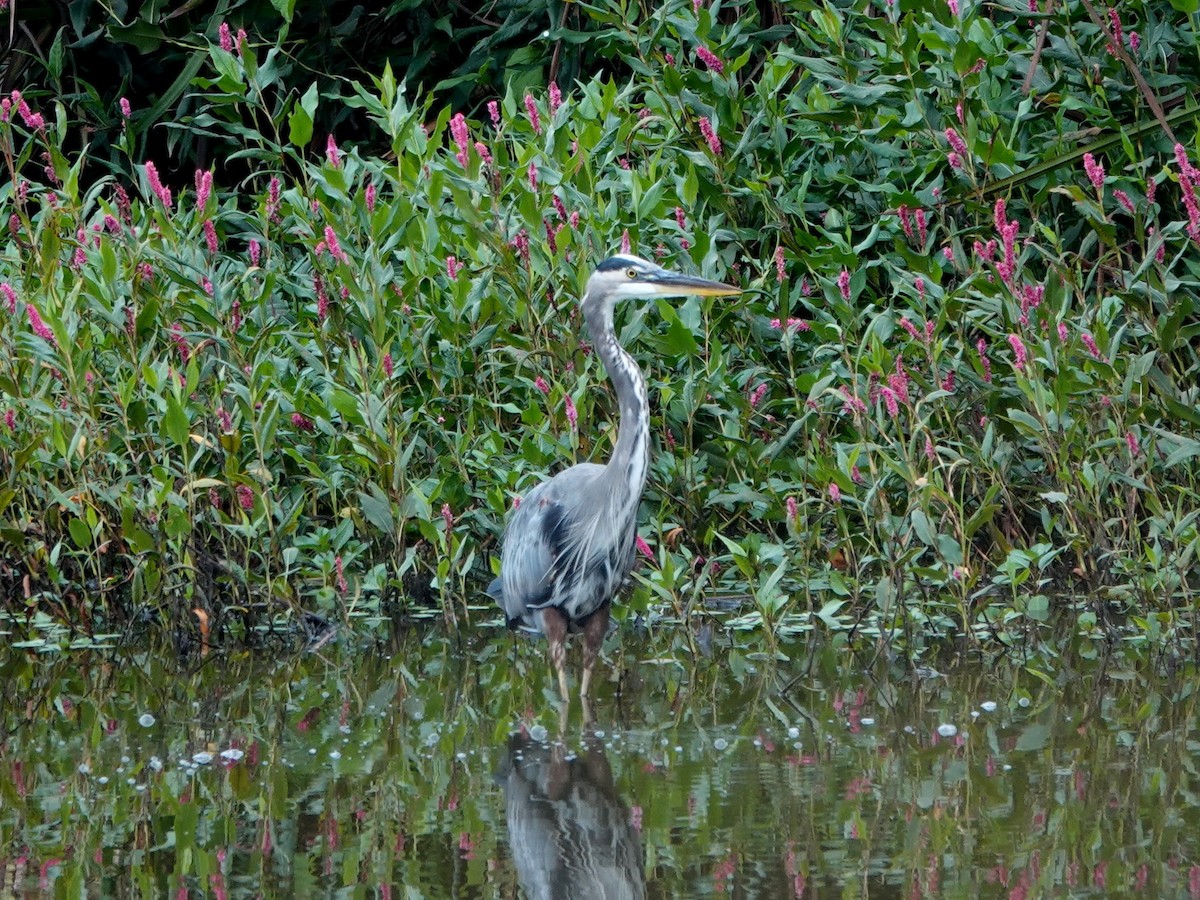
<box><xmin>496</xmin><ymin>729</ymin><xmax>645</xmax><ymax>900</ymax></box>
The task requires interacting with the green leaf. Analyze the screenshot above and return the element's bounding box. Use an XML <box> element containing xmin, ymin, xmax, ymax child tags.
<box><xmin>288</xmin><ymin>83</ymin><xmax>319</xmax><ymax>148</ymax></box>
<box><xmin>163</xmin><ymin>395</ymin><xmax>189</xmax><ymax>449</ymax></box>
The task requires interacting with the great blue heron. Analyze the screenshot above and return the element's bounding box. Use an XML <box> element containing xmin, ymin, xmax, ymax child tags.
<box><xmin>488</xmin><ymin>253</ymin><xmax>740</xmax><ymax>711</ymax></box>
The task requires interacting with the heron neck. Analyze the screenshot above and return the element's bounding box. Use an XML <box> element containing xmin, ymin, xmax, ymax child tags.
<box><xmin>585</xmin><ymin>303</ymin><xmax>650</xmax><ymax>497</ymax></box>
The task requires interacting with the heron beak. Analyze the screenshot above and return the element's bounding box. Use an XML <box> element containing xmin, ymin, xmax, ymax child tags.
<box><xmin>647</xmin><ymin>270</ymin><xmax>741</xmax><ymax>298</ymax></box>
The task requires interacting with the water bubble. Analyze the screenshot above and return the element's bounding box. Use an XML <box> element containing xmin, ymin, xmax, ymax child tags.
<box><xmin>98</xmin><ymin>776</ymin><xmax>109</xmax><ymax>785</ymax></box>
<box><xmin>309</xmin><ymin>748</ymin><xmax>317</xmax><ymax>755</ymax></box>
<box><xmin>980</xmin><ymin>701</ymin><xmax>998</xmax><ymax>713</ymax></box>
<box><xmin>713</xmin><ymin>738</ymin><xmax>728</xmax><ymax>751</ymax></box>
<box><xmin>138</xmin><ymin>713</ymin><xmax>156</xmax><ymax>728</ymax></box>
<box><xmin>78</xmin><ymin>763</ymin><xmax>91</xmax><ymax>775</ymax></box>
<box><xmin>529</xmin><ymin>725</ymin><xmax>549</xmax><ymax>743</ymax></box>
<box><xmin>1017</xmin><ymin>697</ymin><xmax>1031</xmax><ymax>708</ymax></box>
<box><xmin>148</xmin><ymin>756</ymin><xmax>163</xmax><ymax>772</ymax></box>
<box><xmin>970</xmin><ymin>710</ymin><xmax>980</xmax><ymax>719</ymax></box>
<box><xmin>192</xmin><ymin>752</ymin><xmax>214</xmax><ymax>765</ymax></box>
<box><xmin>120</xmin><ymin>756</ymin><xmax>130</xmax><ymax>764</ymax></box>
<box><xmin>456</xmin><ymin>752</ymin><xmax>467</xmax><ymax>761</ymax></box>
<box><xmin>339</xmin><ymin>724</ymin><xmax>351</xmax><ymax>734</ymax></box>
<box><xmin>127</xmin><ymin>777</ymin><xmax>136</xmax><ymax>785</ymax></box>
<box><xmin>329</xmin><ymin>750</ymin><xmax>341</xmax><ymax>760</ymax></box>
<box><xmin>936</xmin><ymin>723</ymin><xmax>958</xmax><ymax>738</ymax></box>
<box><xmin>860</xmin><ymin>717</ymin><xmax>875</xmax><ymax>727</ymax></box>
<box><xmin>674</xmin><ymin>746</ymin><xmax>683</xmax><ymax>753</ymax></box>
<box><xmin>219</xmin><ymin>748</ymin><xmax>244</xmax><ymax>762</ymax></box>
<box><xmin>593</xmin><ymin>730</ymin><xmax>606</xmax><ymax>739</ymax></box>
<box><xmin>136</xmin><ymin>784</ymin><xmax>146</xmax><ymax>792</ymax></box>
<box><xmin>753</xmin><ymin>738</ymin><xmax>762</xmax><ymax>748</ymax></box>
<box><xmin>787</xmin><ymin>726</ymin><xmax>800</xmax><ymax>739</ymax></box>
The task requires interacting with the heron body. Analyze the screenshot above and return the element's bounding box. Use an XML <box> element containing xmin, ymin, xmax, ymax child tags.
<box><xmin>488</xmin><ymin>254</ymin><xmax>739</xmax><ymax>711</ymax></box>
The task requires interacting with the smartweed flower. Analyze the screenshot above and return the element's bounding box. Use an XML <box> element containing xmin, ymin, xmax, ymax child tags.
<box><xmin>837</xmin><ymin>269</ymin><xmax>851</xmax><ymax>301</ymax></box>
<box><xmin>1081</xmin><ymin>332</ymin><xmax>1102</xmax><ymax>359</ymax></box>
<box><xmin>119</xmin><ymin>97</ymin><xmax>131</xmax><ymax>119</ymax></box>
<box><xmin>976</xmin><ymin>339</ymin><xmax>992</xmax><ymax>382</ymax></box>
<box><xmin>523</xmin><ymin>94</ymin><xmax>541</xmax><ymax>134</ymax></box>
<box><xmin>636</xmin><ymin>535</ymin><xmax>653</xmax><ymax>558</ymax></box>
<box><xmin>219</xmin><ymin>22</ymin><xmax>233</xmax><ymax>52</ymax></box>
<box><xmin>0</xmin><ymin>282</ymin><xmax>15</xmax><ymax>313</ymax></box>
<box><xmin>365</xmin><ymin>183</ymin><xmax>376</xmax><ymax>212</ymax></box>
<box><xmin>249</xmin><ymin>239</ymin><xmax>261</xmax><ymax>267</ymax></box>
<box><xmin>775</xmin><ymin>246</ymin><xmax>786</xmax><ymax>282</ymax></box>
<box><xmin>549</xmin><ymin>83</ymin><xmax>562</xmax><ymax>115</ymax></box>
<box><xmin>473</xmin><ymin>142</ymin><xmax>492</xmax><ymax>165</ymax></box>
<box><xmin>698</xmin><ymin>117</ymin><xmax>722</xmax><ymax>155</ymax></box>
<box><xmin>527</xmin><ymin>162</ymin><xmax>538</xmax><ymax>191</ymax></box>
<box><xmin>749</xmin><ymin>383</ymin><xmax>768</xmax><ymax>408</ymax></box>
<box><xmin>1082</xmin><ymin>152</ymin><xmax>1105</xmax><ymax>192</ymax></box>
<box><xmin>695</xmin><ymin>46</ymin><xmax>724</xmax><ymax>74</ymax></box>
<box><xmin>829</xmin><ymin>483</ymin><xmax>842</xmax><ymax>504</ymax></box>
<box><xmin>564</xmin><ymin>395</ymin><xmax>577</xmax><ymax>429</ymax></box>
<box><xmin>446</xmin><ymin>256</ymin><xmax>461</xmax><ymax>280</ymax></box>
<box><xmin>27</xmin><ymin>305</ymin><xmax>56</xmax><ymax>346</ymax></box>
<box><xmin>535</xmin><ymin>376</ymin><xmax>550</xmax><ymax>395</ymax></box>
<box><xmin>1113</xmin><ymin>190</ymin><xmax>1135</xmax><ymax>215</ymax></box>
<box><xmin>450</xmin><ymin>113</ymin><xmax>470</xmax><ymax>168</ymax></box>
<box><xmin>786</xmin><ymin>496</ymin><xmax>798</xmax><ymax>524</ymax></box>
<box><xmin>204</xmin><ymin>219</ymin><xmax>218</xmax><ymax>254</ymax></box>
<box><xmin>1007</xmin><ymin>333</ymin><xmax>1028</xmax><ymax>372</ymax></box>
<box><xmin>1125</xmin><ymin>431</ymin><xmax>1140</xmax><ymax>458</ymax></box>
<box><xmin>488</xmin><ymin>100</ymin><xmax>501</xmax><ymax>127</ymax></box>
<box><xmin>335</xmin><ymin>556</ymin><xmax>348</xmax><ymax>593</ymax></box>
<box><xmin>945</xmin><ymin>128</ymin><xmax>968</xmax><ymax>156</ymax></box>
<box><xmin>195</xmin><ymin>169</ymin><xmax>213</xmax><ymax>211</ymax></box>
<box><xmin>144</xmin><ymin>161</ymin><xmax>172</xmax><ymax>210</ymax></box>
<box><xmin>236</xmin><ymin>485</ymin><xmax>254</xmax><ymax>511</ymax></box>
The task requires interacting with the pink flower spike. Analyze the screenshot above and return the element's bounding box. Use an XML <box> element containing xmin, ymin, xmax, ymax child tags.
<box><xmin>534</xmin><ymin>376</ymin><xmax>550</xmax><ymax>395</ymax></box>
<box><xmin>27</xmin><ymin>304</ymin><xmax>56</xmax><ymax>346</ymax></box>
<box><xmin>144</xmin><ymin>161</ymin><xmax>172</xmax><ymax>210</ymax></box>
<box><xmin>1125</xmin><ymin>430</ymin><xmax>1140</xmax><ymax>458</ymax></box>
<box><xmin>1081</xmin><ymin>332</ymin><xmax>1102</xmax><ymax>359</ymax></box>
<box><xmin>947</xmin><ymin>0</ymin><xmax>959</xmax><ymax>15</ymax></box>
<box><xmin>0</xmin><ymin>282</ymin><xmax>15</xmax><ymax>313</ymax></box>
<box><xmin>925</xmin><ymin>435</ymin><xmax>935</xmax><ymax>461</ymax></box>
<box><xmin>1057</xmin><ymin>322</ymin><xmax>1069</xmax><ymax>342</ymax></box>
<box><xmin>749</xmin><ymin>383</ymin><xmax>768</xmax><ymax>408</ymax></box>
<box><xmin>323</xmin><ymin>225</ymin><xmax>347</xmax><ymax>262</ymax></box>
<box><xmin>119</xmin><ymin>97</ymin><xmax>131</xmax><ymax>119</ymax></box>
<box><xmin>881</xmin><ymin>387</ymin><xmax>899</xmax><ymax>419</ymax></box>
<box><xmin>488</xmin><ymin>100</ymin><xmax>501</xmax><ymax>127</ymax></box>
<box><xmin>774</xmin><ymin>245</ymin><xmax>786</xmax><ymax>283</ymax></box>
<box><xmin>195</xmin><ymin>169</ymin><xmax>213</xmax><ymax>212</ymax></box>
<box><xmin>698</xmin><ymin>117</ymin><xmax>722</xmax><ymax>155</ymax></box>
<box><xmin>1129</xmin><ymin>31</ymin><xmax>1140</xmax><ymax>53</ymax></box>
<box><xmin>446</xmin><ymin>256</ymin><xmax>461</xmax><ymax>280</ymax></box>
<box><xmin>365</xmin><ymin>182</ymin><xmax>376</xmax><ymax>212</ymax></box>
<box><xmin>236</xmin><ymin>29</ymin><xmax>248</xmax><ymax>57</ymax></box>
<box><xmin>474</xmin><ymin>142</ymin><xmax>492</xmax><ymax>165</ymax></box>
<box><xmin>1082</xmin><ymin>152</ymin><xmax>1105</xmax><ymax>192</ymax></box>
<box><xmin>335</xmin><ymin>556</ymin><xmax>348</xmax><ymax>593</ymax></box>
<box><xmin>549</xmin><ymin>82</ymin><xmax>562</xmax><ymax>115</ymax></box>
<box><xmin>621</xmin><ymin>230</ymin><xmax>632</xmax><ymax>254</ymax></box>
<box><xmin>523</xmin><ymin>94</ymin><xmax>541</xmax><ymax>134</ymax></box>
<box><xmin>837</xmin><ymin>268</ymin><xmax>851</xmax><ymax>301</ymax></box>
<box><xmin>219</xmin><ymin>22</ymin><xmax>233</xmax><ymax>53</ymax></box>
<box><xmin>786</xmin><ymin>496</ymin><xmax>798</xmax><ymax>523</ymax></box>
<box><xmin>236</xmin><ymin>485</ymin><xmax>254</xmax><ymax>510</ymax></box>
<box><xmin>695</xmin><ymin>46</ymin><xmax>725</xmax><ymax>74</ymax></box>
<box><xmin>945</xmin><ymin>127</ymin><xmax>968</xmax><ymax>156</ymax></box>
<box><xmin>527</xmin><ymin>162</ymin><xmax>538</xmax><ymax>191</ymax></box>
<box><xmin>1113</xmin><ymin>189</ymin><xmax>1135</xmax><ymax>215</ymax></box>
<box><xmin>204</xmin><ymin>219</ymin><xmax>218</xmax><ymax>254</ymax></box>
<box><xmin>450</xmin><ymin>113</ymin><xmax>471</xmax><ymax>168</ymax></box>
<box><xmin>4</xmin><ymin>409</ymin><xmax>15</xmax><ymax>432</ymax></box>
<box><xmin>1007</xmin><ymin>333</ymin><xmax>1028</xmax><ymax>372</ymax></box>
<box><xmin>326</xmin><ymin>134</ymin><xmax>341</xmax><ymax>168</ymax></box>
<box><xmin>564</xmin><ymin>395</ymin><xmax>577</xmax><ymax>429</ymax></box>
<box><xmin>636</xmin><ymin>535</ymin><xmax>653</xmax><ymax>558</ymax></box>
<box><xmin>828</xmin><ymin>483</ymin><xmax>841</xmax><ymax>504</ymax></box>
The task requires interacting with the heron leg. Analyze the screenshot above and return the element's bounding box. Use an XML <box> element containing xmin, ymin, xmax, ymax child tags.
<box><xmin>580</xmin><ymin>601</ymin><xmax>610</xmax><ymax>706</ymax></box>
<box><xmin>540</xmin><ymin>607</ymin><xmax>571</xmax><ymax>708</ymax></box>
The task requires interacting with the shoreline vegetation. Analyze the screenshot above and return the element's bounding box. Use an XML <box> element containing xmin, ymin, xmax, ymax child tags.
<box><xmin>2</xmin><ymin>0</ymin><xmax>1199</xmax><ymax>652</ymax></box>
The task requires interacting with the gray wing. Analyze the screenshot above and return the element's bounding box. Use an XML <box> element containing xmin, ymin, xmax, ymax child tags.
<box><xmin>493</xmin><ymin>463</ymin><xmax>607</xmax><ymax>626</ymax></box>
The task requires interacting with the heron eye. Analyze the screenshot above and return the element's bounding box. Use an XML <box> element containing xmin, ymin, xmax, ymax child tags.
<box><xmin>626</xmin><ymin>268</ymin><xmax>638</xmax><ymax>279</ymax></box>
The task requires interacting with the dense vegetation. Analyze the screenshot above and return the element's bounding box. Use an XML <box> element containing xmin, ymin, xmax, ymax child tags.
<box><xmin>2</xmin><ymin>0</ymin><xmax>1199</xmax><ymax>650</ymax></box>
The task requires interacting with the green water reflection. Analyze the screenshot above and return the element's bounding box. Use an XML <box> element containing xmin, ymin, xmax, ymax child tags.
<box><xmin>1</xmin><ymin>628</ymin><xmax>1199</xmax><ymax>897</ymax></box>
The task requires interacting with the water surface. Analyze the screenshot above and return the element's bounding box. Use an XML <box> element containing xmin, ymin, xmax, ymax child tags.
<box><xmin>1</xmin><ymin>626</ymin><xmax>1198</xmax><ymax>897</ymax></box>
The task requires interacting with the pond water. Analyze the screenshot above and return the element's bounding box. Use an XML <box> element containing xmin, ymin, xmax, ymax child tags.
<box><xmin>1</xmin><ymin>623</ymin><xmax>1199</xmax><ymax>898</ymax></box>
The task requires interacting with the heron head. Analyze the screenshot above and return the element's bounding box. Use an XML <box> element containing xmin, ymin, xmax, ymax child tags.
<box><xmin>583</xmin><ymin>254</ymin><xmax>740</xmax><ymax>308</ymax></box>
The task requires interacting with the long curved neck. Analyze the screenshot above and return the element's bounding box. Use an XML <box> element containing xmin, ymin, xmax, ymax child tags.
<box><xmin>583</xmin><ymin>300</ymin><xmax>650</xmax><ymax>498</ymax></box>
